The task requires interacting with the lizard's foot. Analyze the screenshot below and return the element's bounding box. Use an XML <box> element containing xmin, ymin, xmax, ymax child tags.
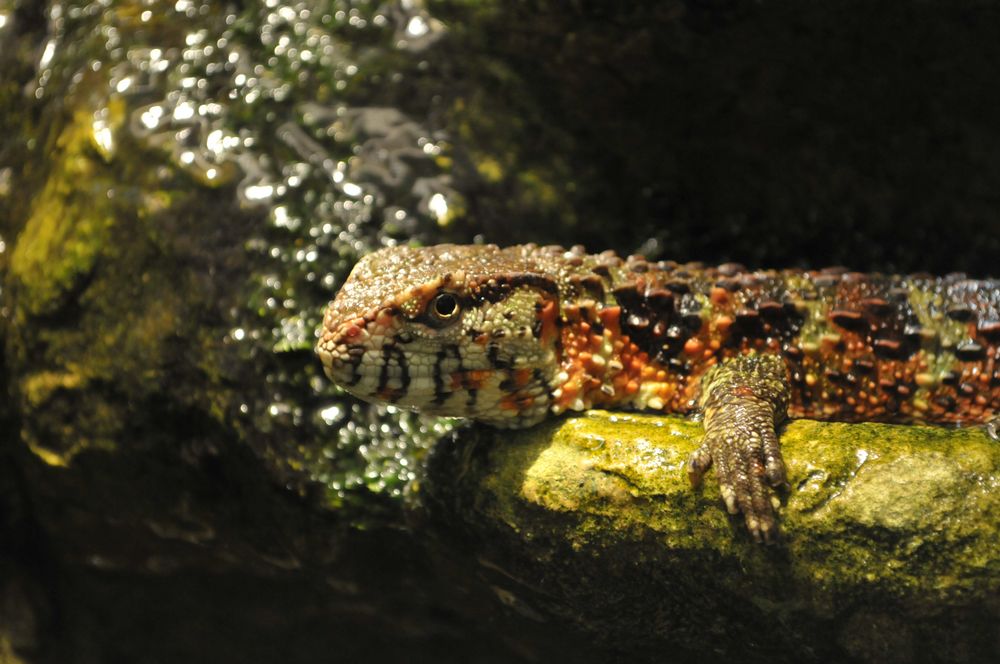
<box><xmin>687</xmin><ymin>408</ymin><xmax>786</xmax><ymax>543</ymax></box>
<box><xmin>688</xmin><ymin>353</ymin><xmax>789</xmax><ymax>544</ymax></box>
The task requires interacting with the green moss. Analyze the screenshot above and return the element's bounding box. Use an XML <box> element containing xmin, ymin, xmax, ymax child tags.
<box><xmin>9</xmin><ymin>103</ymin><xmax>124</xmax><ymax>317</ymax></box>
<box><xmin>428</xmin><ymin>412</ymin><xmax>1000</xmax><ymax>660</ymax></box>
<box><xmin>0</xmin><ymin>636</ymin><xmax>28</xmax><ymax>664</ymax></box>
<box><xmin>4</xmin><ymin>85</ymin><xmax>240</xmax><ymax>465</ymax></box>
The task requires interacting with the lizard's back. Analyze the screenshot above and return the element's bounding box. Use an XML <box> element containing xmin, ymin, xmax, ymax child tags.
<box><xmin>317</xmin><ymin>243</ymin><xmax>1000</xmax><ymax>427</ymax></box>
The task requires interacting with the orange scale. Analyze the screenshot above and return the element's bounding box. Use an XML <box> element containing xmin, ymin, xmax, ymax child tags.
<box><xmin>710</xmin><ymin>287</ymin><xmax>729</xmax><ymax>305</ymax></box>
<box><xmin>499</xmin><ymin>395</ymin><xmax>522</xmax><ymax>412</ymax></box>
<box><xmin>514</xmin><ymin>369</ymin><xmax>533</xmax><ymax>388</ymax></box>
<box><xmin>684</xmin><ymin>338</ymin><xmax>704</xmax><ymax>355</ymax></box>
<box><xmin>599</xmin><ymin>307</ymin><xmax>621</xmax><ymax>327</ymax></box>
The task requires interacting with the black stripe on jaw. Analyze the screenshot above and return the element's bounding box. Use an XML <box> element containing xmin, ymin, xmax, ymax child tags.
<box><xmin>433</xmin><ymin>344</ymin><xmax>462</xmax><ymax>405</ymax></box>
<box><xmin>377</xmin><ymin>344</ymin><xmax>410</xmax><ymax>401</ymax></box>
<box><xmin>486</xmin><ymin>342</ymin><xmax>511</xmax><ymax>370</ymax></box>
<box><xmin>346</xmin><ymin>345</ymin><xmax>366</xmax><ymax>386</ymax></box>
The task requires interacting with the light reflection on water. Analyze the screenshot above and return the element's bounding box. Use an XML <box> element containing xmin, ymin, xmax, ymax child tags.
<box><xmin>24</xmin><ymin>0</ymin><xmax>461</xmax><ymax>503</ymax></box>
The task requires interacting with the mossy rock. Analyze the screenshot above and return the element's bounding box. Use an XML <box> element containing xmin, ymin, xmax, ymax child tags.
<box><xmin>424</xmin><ymin>411</ymin><xmax>1000</xmax><ymax>663</ymax></box>
<box><xmin>1</xmin><ymin>73</ymin><xmax>257</xmax><ymax>467</ymax></box>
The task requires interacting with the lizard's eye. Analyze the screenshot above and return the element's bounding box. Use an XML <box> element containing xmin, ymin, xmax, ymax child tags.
<box><xmin>430</xmin><ymin>292</ymin><xmax>461</xmax><ymax>322</ymax></box>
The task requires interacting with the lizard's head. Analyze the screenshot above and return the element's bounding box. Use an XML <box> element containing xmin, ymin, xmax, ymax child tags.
<box><xmin>316</xmin><ymin>244</ymin><xmax>561</xmax><ymax>427</ymax></box>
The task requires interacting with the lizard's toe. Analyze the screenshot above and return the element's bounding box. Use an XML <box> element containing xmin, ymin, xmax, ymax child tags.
<box><xmin>686</xmin><ymin>442</ymin><xmax>713</xmax><ymax>486</ymax></box>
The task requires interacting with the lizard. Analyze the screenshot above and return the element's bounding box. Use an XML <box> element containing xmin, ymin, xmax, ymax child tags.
<box><xmin>315</xmin><ymin>243</ymin><xmax>1000</xmax><ymax>542</ymax></box>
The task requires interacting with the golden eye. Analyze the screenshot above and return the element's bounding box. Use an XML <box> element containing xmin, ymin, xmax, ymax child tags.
<box><xmin>431</xmin><ymin>292</ymin><xmax>460</xmax><ymax>321</ymax></box>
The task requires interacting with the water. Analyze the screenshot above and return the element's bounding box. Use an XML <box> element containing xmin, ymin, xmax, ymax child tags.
<box><xmin>6</xmin><ymin>0</ymin><xmax>469</xmax><ymax>511</ymax></box>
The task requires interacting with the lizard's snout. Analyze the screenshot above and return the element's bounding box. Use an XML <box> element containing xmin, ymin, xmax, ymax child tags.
<box><xmin>315</xmin><ymin>313</ymin><xmax>370</xmax><ymax>386</ymax></box>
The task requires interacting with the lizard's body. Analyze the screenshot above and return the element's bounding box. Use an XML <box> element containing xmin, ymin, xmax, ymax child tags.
<box><xmin>317</xmin><ymin>243</ymin><xmax>1000</xmax><ymax>540</ymax></box>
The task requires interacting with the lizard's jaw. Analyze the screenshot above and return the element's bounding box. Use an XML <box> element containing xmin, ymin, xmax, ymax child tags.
<box><xmin>317</xmin><ymin>326</ymin><xmax>555</xmax><ymax>427</ymax></box>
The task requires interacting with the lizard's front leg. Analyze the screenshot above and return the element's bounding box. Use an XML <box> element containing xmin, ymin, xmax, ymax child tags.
<box><xmin>687</xmin><ymin>353</ymin><xmax>790</xmax><ymax>543</ymax></box>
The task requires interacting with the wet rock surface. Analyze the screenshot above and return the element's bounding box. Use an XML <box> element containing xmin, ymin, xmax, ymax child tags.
<box><xmin>424</xmin><ymin>413</ymin><xmax>1000</xmax><ymax>663</ymax></box>
<box><xmin>0</xmin><ymin>1</ymin><xmax>999</xmax><ymax>662</ymax></box>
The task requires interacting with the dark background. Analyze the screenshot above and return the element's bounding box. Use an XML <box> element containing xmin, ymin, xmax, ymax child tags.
<box><xmin>430</xmin><ymin>1</ymin><xmax>1000</xmax><ymax>275</ymax></box>
<box><xmin>2</xmin><ymin>1</ymin><xmax>1000</xmax><ymax>663</ymax></box>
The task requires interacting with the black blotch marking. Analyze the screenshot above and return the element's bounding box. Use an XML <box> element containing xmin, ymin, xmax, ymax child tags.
<box><xmin>433</xmin><ymin>344</ymin><xmax>462</xmax><ymax>405</ymax></box>
<box><xmin>830</xmin><ymin>310</ymin><xmax>867</xmax><ymax>333</ymax></box>
<box><xmin>377</xmin><ymin>345</ymin><xmax>410</xmax><ymax>401</ymax></box>
<box><xmin>613</xmin><ymin>283</ymin><xmax>685</xmax><ymax>361</ymax></box>
<box><xmin>532</xmin><ymin>301</ymin><xmax>546</xmax><ymax>338</ymax></box>
<box><xmin>474</xmin><ymin>273</ymin><xmax>559</xmax><ymax>304</ymax></box>
<box><xmin>851</xmin><ymin>359</ymin><xmax>876</xmax><ymax>374</ymax></box>
<box><xmin>956</xmin><ymin>340</ymin><xmax>986</xmax><ymax>361</ymax></box>
<box><xmin>715</xmin><ymin>279</ymin><xmax>741</xmax><ymax>292</ymax></box>
<box><xmin>569</xmin><ymin>274</ymin><xmax>606</xmax><ymax>301</ymax></box>
<box><xmin>346</xmin><ymin>345</ymin><xmax>366</xmax><ymax>386</ymax></box>
<box><xmin>486</xmin><ymin>342</ymin><xmax>509</xmax><ymax>369</ymax></box>
<box><xmin>732</xmin><ymin>309</ymin><xmax>763</xmax><ymax>339</ymax></box>
<box><xmin>860</xmin><ymin>298</ymin><xmax>892</xmax><ymax>316</ymax></box>
<box><xmin>873</xmin><ymin>338</ymin><xmax>907</xmax><ymax>359</ymax></box>
<box><xmin>977</xmin><ymin>321</ymin><xmax>1000</xmax><ymax>343</ymax></box>
<box><xmin>935</xmin><ymin>394</ymin><xmax>959</xmax><ymax>411</ymax></box>
<box><xmin>665</xmin><ymin>281</ymin><xmax>690</xmax><ymax>294</ymax></box>
<box><xmin>947</xmin><ymin>307</ymin><xmax>975</xmax><ymax>323</ymax></box>
<box><xmin>499</xmin><ymin>372</ymin><xmax>517</xmax><ymax>392</ymax></box>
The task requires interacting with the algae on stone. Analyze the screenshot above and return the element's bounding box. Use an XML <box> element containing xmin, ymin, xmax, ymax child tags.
<box><xmin>425</xmin><ymin>411</ymin><xmax>1000</xmax><ymax>663</ymax></box>
<box><xmin>4</xmin><ymin>81</ymin><xmax>242</xmax><ymax>465</ymax></box>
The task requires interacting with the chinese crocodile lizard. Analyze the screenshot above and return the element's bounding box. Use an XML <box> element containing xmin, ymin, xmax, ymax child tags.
<box><xmin>316</xmin><ymin>243</ymin><xmax>1000</xmax><ymax>542</ymax></box>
